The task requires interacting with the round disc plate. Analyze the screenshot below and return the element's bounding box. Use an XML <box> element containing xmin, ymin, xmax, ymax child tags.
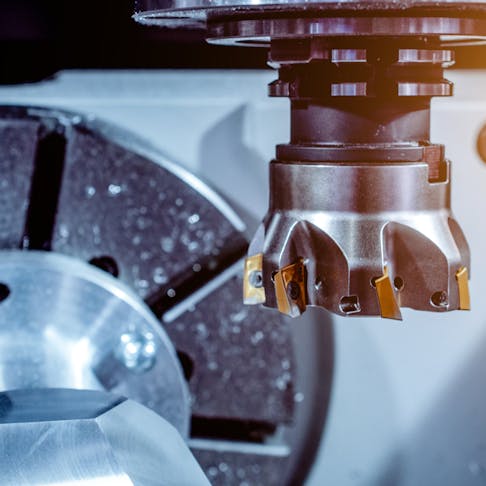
<box><xmin>0</xmin><ymin>250</ymin><xmax>189</xmax><ymax>436</ymax></box>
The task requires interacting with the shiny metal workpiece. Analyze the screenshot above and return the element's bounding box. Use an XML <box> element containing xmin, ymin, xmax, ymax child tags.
<box><xmin>0</xmin><ymin>388</ymin><xmax>209</xmax><ymax>486</ymax></box>
<box><xmin>0</xmin><ymin>250</ymin><xmax>190</xmax><ymax>436</ymax></box>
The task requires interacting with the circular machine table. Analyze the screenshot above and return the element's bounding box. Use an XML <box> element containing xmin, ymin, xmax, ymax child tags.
<box><xmin>0</xmin><ymin>106</ymin><xmax>333</xmax><ymax>485</ymax></box>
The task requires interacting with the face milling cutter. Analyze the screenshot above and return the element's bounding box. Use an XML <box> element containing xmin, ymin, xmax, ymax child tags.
<box><xmin>243</xmin><ymin>39</ymin><xmax>471</xmax><ymax>320</ymax></box>
<box><xmin>133</xmin><ymin>2</ymin><xmax>482</xmax><ymax>320</ymax></box>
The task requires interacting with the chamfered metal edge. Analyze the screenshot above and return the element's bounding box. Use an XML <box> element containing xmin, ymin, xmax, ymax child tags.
<box><xmin>0</xmin><ymin>388</ymin><xmax>127</xmax><ymax>424</ymax></box>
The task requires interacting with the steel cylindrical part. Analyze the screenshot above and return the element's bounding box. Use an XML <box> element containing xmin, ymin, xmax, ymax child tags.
<box><xmin>290</xmin><ymin>99</ymin><xmax>431</xmax><ymax>145</ymax></box>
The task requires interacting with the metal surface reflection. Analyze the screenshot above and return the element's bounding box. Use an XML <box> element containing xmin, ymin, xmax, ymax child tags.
<box><xmin>0</xmin><ymin>388</ymin><xmax>209</xmax><ymax>486</ymax></box>
<box><xmin>0</xmin><ymin>250</ymin><xmax>189</xmax><ymax>436</ymax></box>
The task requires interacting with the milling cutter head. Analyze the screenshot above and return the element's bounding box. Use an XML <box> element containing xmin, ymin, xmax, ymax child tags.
<box><xmin>244</xmin><ymin>160</ymin><xmax>470</xmax><ymax>319</ymax></box>
<box><xmin>242</xmin><ymin>40</ymin><xmax>471</xmax><ymax>319</ymax></box>
<box><xmin>134</xmin><ymin>1</ymin><xmax>480</xmax><ymax>319</ymax></box>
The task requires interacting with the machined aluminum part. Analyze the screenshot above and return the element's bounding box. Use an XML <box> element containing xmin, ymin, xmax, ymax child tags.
<box><xmin>0</xmin><ymin>388</ymin><xmax>209</xmax><ymax>486</ymax></box>
<box><xmin>246</xmin><ymin>161</ymin><xmax>470</xmax><ymax>319</ymax></box>
<box><xmin>0</xmin><ymin>250</ymin><xmax>190</xmax><ymax>436</ymax></box>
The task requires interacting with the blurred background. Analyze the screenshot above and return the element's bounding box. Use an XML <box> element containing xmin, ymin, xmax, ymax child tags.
<box><xmin>2</xmin><ymin>1</ymin><xmax>486</xmax><ymax>485</ymax></box>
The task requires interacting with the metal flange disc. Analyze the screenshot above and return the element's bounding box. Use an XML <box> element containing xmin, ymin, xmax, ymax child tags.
<box><xmin>0</xmin><ymin>250</ymin><xmax>190</xmax><ymax>437</ymax></box>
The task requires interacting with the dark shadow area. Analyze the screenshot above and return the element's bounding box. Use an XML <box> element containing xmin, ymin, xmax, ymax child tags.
<box><xmin>21</xmin><ymin>126</ymin><xmax>66</xmax><ymax>250</ymax></box>
<box><xmin>191</xmin><ymin>416</ymin><xmax>277</xmax><ymax>443</ymax></box>
<box><xmin>0</xmin><ymin>0</ymin><xmax>268</xmax><ymax>84</ymax></box>
<box><xmin>0</xmin><ymin>0</ymin><xmax>484</xmax><ymax>85</ymax></box>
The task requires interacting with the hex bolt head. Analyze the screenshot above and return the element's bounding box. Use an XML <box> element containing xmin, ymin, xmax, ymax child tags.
<box><xmin>117</xmin><ymin>331</ymin><xmax>158</xmax><ymax>372</ymax></box>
